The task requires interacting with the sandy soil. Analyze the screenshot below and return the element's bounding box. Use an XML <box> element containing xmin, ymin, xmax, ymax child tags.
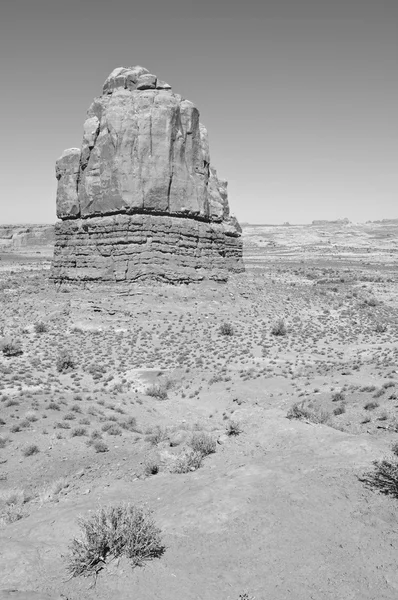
<box><xmin>0</xmin><ymin>221</ymin><xmax>398</xmax><ymax>599</ymax></box>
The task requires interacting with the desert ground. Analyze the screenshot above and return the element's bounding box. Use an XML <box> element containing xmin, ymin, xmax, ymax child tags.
<box><xmin>1</xmin><ymin>219</ymin><xmax>398</xmax><ymax>600</ymax></box>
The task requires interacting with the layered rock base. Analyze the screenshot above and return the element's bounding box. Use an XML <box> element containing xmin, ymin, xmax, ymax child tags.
<box><xmin>51</xmin><ymin>213</ymin><xmax>243</xmax><ymax>283</ymax></box>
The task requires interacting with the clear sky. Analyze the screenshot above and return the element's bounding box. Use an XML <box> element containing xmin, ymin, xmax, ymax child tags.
<box><xmin>1</xmin><ymin>0</ymin><xmax>397</xmax><ymax>224</ymax></box>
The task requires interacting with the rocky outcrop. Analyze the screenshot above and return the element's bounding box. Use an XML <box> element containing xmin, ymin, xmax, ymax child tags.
<box><xmin>51</xmin><ymin>66</ymin><xmax>243</xmax><ymax>283</ymax></box>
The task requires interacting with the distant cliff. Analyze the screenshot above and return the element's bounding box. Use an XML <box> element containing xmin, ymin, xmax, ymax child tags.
<box><xmin>0</xmin><ymin>225</ymin><xmax>54</xmax><ymax>251</ymax></box>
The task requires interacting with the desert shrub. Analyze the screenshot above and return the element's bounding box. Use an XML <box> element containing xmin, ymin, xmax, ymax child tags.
<box><xmin>146</xmin><ymin>380</ymin><xmax>173</xmax><ymax>400</ymax></box>
<box><xmin>5</xmin><ymin>398</ymin><xmax>18</xmax><ymax>407</ymax></box>
<box><xmin>93</xmin><ymin>440</ymin><xmax>108</xmax><ymax>453</ymax></box>
<box><xmin>360</xmin><ymin>458</ymin><xmax>398</xmax><ymax>498</ymax></box>
<box><xmin>71</xmin><ymin>427</ymin><xmax>87</xmax><ymax>437</ymax></box>
<box><xmin>1</xmin><ymin>340</ymin><xmax>23</xmax><ymax>357</ymax></box>
<box><xmin>360</xmin><ymin>385</ymin><xmax>376</xmax><ymax>392</ymax></box>
<box><xmin>170</xmin><ymin>449</ymin><xmax>203</xmax><ymax>474</ymax></box>
<box><xmin>219</xmin><ymin>322</ymin><xmax>234</xmax><ymax>336</ymax></box>
<box><xmin>56</xmin><ymin>350</ymin><xmax>75</xmax><ymax>373</ymax></box>
<box><xmin>287</xmin><ymin>402</ymin><xmax>330</xmax><ymax>424</ymax></box>
<box><xmin>10</xmin><ymin>424</ymin><xmax>22</xmax><ymax>433</ymax></box>
<box><xmin>47</xmin><ymin>402</ymin><xmax>60</xmax><ymax>410</ymax></box>
<box><xmin>64</xmin><ymin>413</ymin><xmax>76</xmax><ymax>421</ymax></box>
<box><xmin>383</xmin><ymin>381</ymin><xmax>396</xmax><ymax>389</ymax></box>
<box><xmin>25</xmin><ymin>411</ymin><xmax>38</xmax><ymax>422</ymax></box>
<box><xmin>66</xmin><ymin>503</ymin><xmax>165</xmax><ymax>577</ymax></box>
<box><xmin>0</xmin><ymin>488</ymin><xmax>27</xmax><ymax>524</ymax></box>
<box><xmin>0</xmin><ymin>436</ymin><xmax>7</xmax><ymax>448</ymax></box>
<box><xmin>39</xmin><ymin>478</ymin><xmax>69</xmax><ymax>503</ymax></box>
<box><xmin>22</xmin><ymin>444</ymin><xmax>40</xmax><ymax>457</ymax></box>
<box><xmin>364</xmin><ymin>401</ymin><xmax>379</xmax><ymax>411</ymax></box>
<box><xmin>56</xmin><ymin>421</ymin><xmax>71</xmax><ymax>429</ymax></box>
<box><xmin>34</xmin><ymin>322</ymin><xmax>48</xmax><ymax>334</ymax></box>
<box><xmin>333</xmin><ymin>405</ymin><xmax>346</xmax><ymax>416</ymax></box>
<box><xmin>120</xmin><ymin>416</ymin><xmax>139</xmax><ymax>432</ymax></box>
<box><xmin>332</xmin><ymin>391</ymin><xmax>345</xmax><ymax>403</ymax></box>
<box><xmin>271</xmin><ymin>318</ymin><xmax>287</xmax><ymax>336</ymax></box>
<box><xmin>226</xmin><ymin>420</ymin><xmax>242</xmax><ymax>436</ymax></box>
<box><xmin>373</xmin><ymin>388</ymin><xmax>385</xmax><ymax>399</ymax></box>
<box><xmin>106</xmin><ymin>425</ymin><xmax>122</xmax><ymax>436</ymax></box>
<box><xmin>364</xmin><ymin>297</ymin><xmax>378</xmax><ymax>307</ymax></box>
<box><xmin>375</xmin><ymin>322</ymin><xmax>387</xmax><ymax>333</ymax></box>
<box><xmin>143</xmin><ymin>457</ymin><xmax>160</xmax><ymax>476</ymax></box>
<box><xmin>145</xmin><ymin>426</ymin><xmax>168</xmax><ymax>446</ymax></box>
<box><xmin>188</xmin><ymin>432</ymin><xmax>216</xmax><ymax>456</ymax></box>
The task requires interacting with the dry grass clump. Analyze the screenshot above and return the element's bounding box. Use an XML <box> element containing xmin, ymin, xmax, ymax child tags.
<box><xmin>188</xmin><ymin>432</ymin><xmax>216</xmax><ymax>456</ymax></box>
<box><xmin>287</xmin><ymin>402</ymin><xmax>330</xmax><ymax>425</ymax></box>
<box><xmin>39</xmin><ymin>478</ymin><xmax>69</xmax><ymax>503</ymax></box>
<box><xmin>170</xmin><ymin>449</ymin><xmax>203</xmax><ymax>474</ymax></box>
<box><xmin>0</xmin><ymin>488</ymin><xmax>28</xmax><ymax>525</ymax></box>
<box><xmin>360</xmin><ymin>457</ymin><xmax>398</xmax><ymax>498</ymax></box>
<box><xmin>219</xmin><ymin>322</ymin><xmax>234</xmax><ymax>336</ymax></box>
<box><xmin>270</xmin><ymin>318</ymin><xmax>287</xmax><ymax>336</ymax></box>
<box><xmin>146</xmin><ymin>379</ymin><xmax>174</xmax><ymax>400</ymax></box>
<box><xmin>93</xmin><ymin>440</ymin><xmax>108</xmax><ymax>453</ymax></box>
<box><xmin>143</xmin><ymin>456</ymin><xmax>160</xmax><ymax>476</ymax></box>
<box><xmin>226</xmin><ymin>420</ymin><xmax>242</xmax><ymax>436</ymax></box>
<box><xmin>22</xmin><ymin>443</ymin><xmax>40</xmax><ymax>457</ymax></box>
<box><xmin>66</xmin><ymin>503</ymin><xmax>165</xmax><ymax>578</ymax></box>
<box><xmin>34</xmin><ymin>321</ymin><xmax>48</xmax><ymax>334</ymax></box>
<box><xmin>145</xmin><ymin>426</ymin><xmax>169</xmax><ymax>446</ymax></box>
<box><xmin>1</xmin><ymin>339</ymin><xmax>23</xmax><ymax>357</ymax></box>
<box><xmin>56</xmin><ymin>349</ymin><xmax>75</xmax><ymax>373</ymax></box>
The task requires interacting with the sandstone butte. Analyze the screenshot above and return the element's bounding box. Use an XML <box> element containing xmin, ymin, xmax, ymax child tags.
<box><xmin>50</xmin><ymin>66</ymin><xmax>244</xmax><ymax>283</ymax></box>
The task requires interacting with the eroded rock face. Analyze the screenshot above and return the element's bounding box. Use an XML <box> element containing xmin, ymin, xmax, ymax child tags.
<box><xmin>51</xmin><ymin>66</ymin><xmax>243</xmax><ymax>283</ymax></box>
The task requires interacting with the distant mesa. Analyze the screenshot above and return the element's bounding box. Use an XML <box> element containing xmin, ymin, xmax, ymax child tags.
<box><xmin>311</xmin><ymin>218</ymin><xmax>351</xmax><ymax>226</ymax></box>
<box><xmin>50</xmin><ymin>66</ymin><xmax>244</xmax><ymax>283</ymax></box>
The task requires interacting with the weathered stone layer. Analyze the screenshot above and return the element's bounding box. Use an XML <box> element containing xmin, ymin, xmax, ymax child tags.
<box><xmin>51</xmin><ymin>213</ymin><xmax>243</xmax><ymax>283</ymax></box>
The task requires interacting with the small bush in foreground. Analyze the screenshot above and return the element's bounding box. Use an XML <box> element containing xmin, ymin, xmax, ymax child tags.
<box><xmin>188</xmin><ymin>432</ymin><xmax>216</xmax><ymax>456</ymax></box>
<box><xmin>22</xmin><ymin>444</ymin><xmax>40</xmax><ymax>457</ymax></box>
<box><xmin>333</xmin><ymin>404</ymin><xmax>346</xmax><ymax>416</ymax></box>
<box><xmin>143</xmin><ymin>457</ymin><xmax>160</xmax><ymax>476</ymax></box>
<box><xmin>34</xmin><ymin>322</ymin><xmax>48</xmax><ymax>334</ymax></box>
<box><xmin>364</xmin><ymin>401</ymin><xmax>379</xmax><ymax>411</ymax></box>
<box><xmin>56</xmin><ymin>350</ymin><xmax>75</xmax><ymax>373</ymax></box>
<box><xmin>71</xmin><ymin>427</ymin><xmax>87</xmax><ymax>437</ymax></box>
<box><xmin>66</xmin><ymin>503</ymin><xmax>165</xmax><ymax>578</ymax></box>
<box><xmin>226</xmin><ymin>420</ymin><xmax>242</xmax><ymax>436</ymax></box>
<box><xmin>93</xmin><ymin>440</ymin><xmax>108</xmax><ymax>453</ymax></box>
<box><xmin>170</xmin><ymin>449</ymin><xmax>203</xmax><ymax>474</ymax></box>
<box><xmin>360</xmin><ymin>458</ymin><xmax>398</xmax><ymax>498</ymax></box>
<box><xmin>219</xmin><ymin>322</ymin><xmax>234</xmax><ymax>336</ymax></box>
<box><xmin>146</xmin><ymin>382</ymin><xmax>170</xmax><ymax>400</ymax></box>
<box><xmin>271</xmin><ymin>318</ymin><xmax>287</xmax><ymax>337</ymax></box>
<box><xmin>287</xmin><ymin>402</ymin><xmax>330</xmax><ymax>425</ymax></box>
<box><xmin>145</xmin><ymin>426</ymin><xmax>168</xmax><ymax>446</ymax></box>
<box><xmin>1</xmin><ymin>340</ymin><xmax>23</xmax><ymax>357</ymax></box>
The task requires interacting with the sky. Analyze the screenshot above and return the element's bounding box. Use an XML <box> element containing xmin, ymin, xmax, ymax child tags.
<box><xmin>0</xmin><ymin>0</ymin><xmax>397</xmax><ymax>225</ymax></box>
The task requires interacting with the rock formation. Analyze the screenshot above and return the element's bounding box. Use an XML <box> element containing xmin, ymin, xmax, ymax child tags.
<box><xmin>51</xmin><ymin>66</ymin><xmax>244</xmax><ymax>283</ymax></box>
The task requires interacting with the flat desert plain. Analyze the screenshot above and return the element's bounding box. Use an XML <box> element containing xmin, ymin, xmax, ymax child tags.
<box><xmin>0</xmin><ymin>220</ymin><xmax>398</xmax><ymax>600</ymax></box>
